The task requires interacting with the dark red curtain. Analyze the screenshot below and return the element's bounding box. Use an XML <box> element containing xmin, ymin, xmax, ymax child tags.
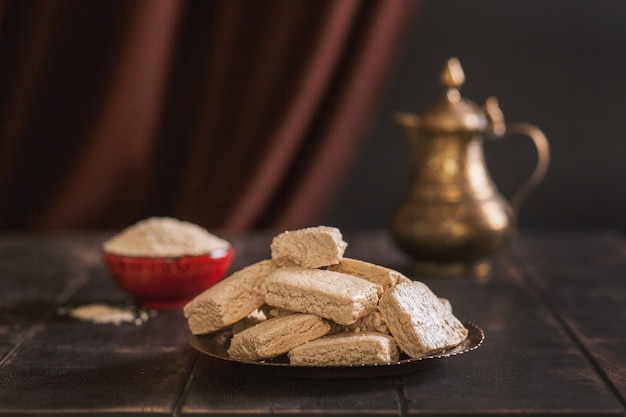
<box><xmin>0</xmin><ymin>0</ymin><xmax>421</xmax><ymax>232</ymax></box>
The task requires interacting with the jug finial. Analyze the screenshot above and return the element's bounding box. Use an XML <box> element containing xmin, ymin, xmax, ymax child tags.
<box><xmin>419</xmin><ymin>58</ymin><xmax>487</xmax><ymax>133</ymax></box>
<box><xmin>440</xmin><ymin>57</ymin><xmax>465</xmax><ymax>90</ymax></box>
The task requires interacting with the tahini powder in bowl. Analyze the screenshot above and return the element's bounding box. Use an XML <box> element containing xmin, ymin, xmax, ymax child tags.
<box><xmin>103</xmin><ymin>217</ymin><xmax>230</xmax><ymax>257</ymax></box>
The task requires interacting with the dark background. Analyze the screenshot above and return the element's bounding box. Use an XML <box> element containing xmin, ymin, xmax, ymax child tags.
<box><xmin>324</xmin><ymin>0</ymin><xmax>626</xmax><ymax>233</ymax></box>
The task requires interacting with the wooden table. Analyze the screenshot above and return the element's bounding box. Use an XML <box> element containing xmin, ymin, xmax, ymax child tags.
<box><xmin>0</xmin><ymin>230</ymin><xmax>624</xmax><ymax>416</ymax></box>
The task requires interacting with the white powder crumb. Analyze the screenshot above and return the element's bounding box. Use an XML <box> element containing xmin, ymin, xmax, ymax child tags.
<box><xmin>60</xmin><ymin>304</ymin><xmax>154</xmax><ymax>325</ymax></box>
<box><xmin>102</xmin><ymin>217</ymin><xmax>230</xmax><ymax>257</ymax></box>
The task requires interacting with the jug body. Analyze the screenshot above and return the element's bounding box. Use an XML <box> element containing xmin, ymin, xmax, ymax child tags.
<box><xmin>391</xmin><ymin>130</ymin><xmax>513</xmax><ymax>269</ymax></box>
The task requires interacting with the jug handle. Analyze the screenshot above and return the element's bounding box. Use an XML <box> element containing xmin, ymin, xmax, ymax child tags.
<box><xmin>485</xmin><ymin>97</ymin><xmax>550</xmax><ymax>218</ymax></box>
<box><xmin>503</xmin><ymin>122</ymin><xmax>551</xmax><ymax>216</ymax></box>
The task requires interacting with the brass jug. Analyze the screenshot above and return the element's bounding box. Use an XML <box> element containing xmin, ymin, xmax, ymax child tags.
<box><xmin>392</xmin><ymin>58</ymin><xmax>550</xmax><ymax>276</ymax></box>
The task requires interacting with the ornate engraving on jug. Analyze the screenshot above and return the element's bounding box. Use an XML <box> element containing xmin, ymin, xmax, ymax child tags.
<box><xmin>392</xmin><ymin>195</ymin><xmax>511</xmax><ymax>264</ymax></box>
<box><xmin>427</xmin><ymin>136</ymin><xmax>461</xmax><ymax>182</ymax></box>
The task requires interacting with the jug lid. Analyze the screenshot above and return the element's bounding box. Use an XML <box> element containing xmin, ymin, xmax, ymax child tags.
<box><xmin>419</xmin><ymin>58</ymin><xmax>488</xmax><ymax>133</ymax></box>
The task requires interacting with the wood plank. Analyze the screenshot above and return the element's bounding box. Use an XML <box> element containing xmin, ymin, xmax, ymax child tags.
<box><xmin>384</xmin><ymin>241</ymin><xmax>621</xmax><ymax>416</ymax></box>
<box><xmin>0</xmin><ymin>236</ymin><xmax>92</xmax><ymax>362</ymax></box>
<box><xmin>0</xmin><ymin>343</ymin><xmax>193</xmax><ymax>415</ymax></box>
<box><xmin>0</xmin><ymin>234</ymin><xmax>195</xmax><ymax>415</ymax></box>
<box><xmin>183</xmin><ymin>356</ymin><xmax>402</xmax><ymax>416</ymax></box>
<box><xmin>514</xmin><ymin>231</ymin><xmax>626</xmax><ymax>408</ymax></box>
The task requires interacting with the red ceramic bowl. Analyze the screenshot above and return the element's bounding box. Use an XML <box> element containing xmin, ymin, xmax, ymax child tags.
<box><xmin>102</xmin><ymin>247</ymin><xmax>234</xmax><ymax>310</ymax></box>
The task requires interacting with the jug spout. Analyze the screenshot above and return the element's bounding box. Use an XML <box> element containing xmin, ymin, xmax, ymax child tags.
<box><xmin>393</xmin><ymin>112</ymin><xmax>420</xmax><ymax>143</ymax></box>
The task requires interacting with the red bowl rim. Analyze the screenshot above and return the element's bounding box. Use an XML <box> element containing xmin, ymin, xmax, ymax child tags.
<box><xmin>102</xmin><ymin>246</ymin><xmax>234</xmax><ymax>261</ymax></box>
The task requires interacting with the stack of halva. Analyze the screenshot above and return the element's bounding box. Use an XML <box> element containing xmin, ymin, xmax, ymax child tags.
<box><xmin>184</xmin><ymin>226</ymin><xmax>468</xmax><ymax>366</ymax></box>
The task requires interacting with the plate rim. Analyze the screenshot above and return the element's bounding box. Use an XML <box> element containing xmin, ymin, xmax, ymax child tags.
<box><xmin>189</xmin><ymin>320</ymin><xmax>484</xmax><ymax>378</ymax></box>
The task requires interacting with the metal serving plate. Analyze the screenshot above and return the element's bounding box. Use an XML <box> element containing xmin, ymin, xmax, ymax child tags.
<box><xmin>190</xmin><ymin>320</ymin><xmax>484</xmax><ymax>379</ymax></box>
